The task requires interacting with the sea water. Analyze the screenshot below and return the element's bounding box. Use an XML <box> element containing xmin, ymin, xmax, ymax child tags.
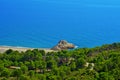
<box><xmin>0</xmin><ymin>0</ymin><xmax>120</xmax><ymax>48</ymax></box>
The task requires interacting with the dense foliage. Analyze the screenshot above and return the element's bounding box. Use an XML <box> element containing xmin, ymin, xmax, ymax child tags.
<box><xmin>0</xmin><ymin>43</ymin><xmax>120</xmax><ymax>80</ymax></box>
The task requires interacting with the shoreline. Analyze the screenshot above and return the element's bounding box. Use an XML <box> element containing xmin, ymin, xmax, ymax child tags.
<box><xmin>0</xmin><ymin>45</ymin><xmax>54</xmax><ymax>53</ymax></box>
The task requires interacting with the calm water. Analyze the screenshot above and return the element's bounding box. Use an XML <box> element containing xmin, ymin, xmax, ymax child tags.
<box><xmin>0</xmin><ymin>0</ymin><xmax>120</xmax><ymax>48</ymax></box>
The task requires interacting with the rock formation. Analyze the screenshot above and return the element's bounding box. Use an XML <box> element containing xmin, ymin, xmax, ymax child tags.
<box><xmin>51</xmin><ymin>40</ymin><xmax>75</xmax><ymax>50</ymax></box>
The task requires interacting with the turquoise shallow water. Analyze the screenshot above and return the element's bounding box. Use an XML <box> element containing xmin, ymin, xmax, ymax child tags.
<box><xmin>0</xmin><ymin>0</ymin><xmax>120</xmax><ymax>48</ymax></box>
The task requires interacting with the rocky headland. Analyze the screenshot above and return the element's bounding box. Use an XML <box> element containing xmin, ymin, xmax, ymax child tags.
<box><xmin>51</xmin><ymin>40</ymin><xmax>75</xmax><ymax>50</ymax></box>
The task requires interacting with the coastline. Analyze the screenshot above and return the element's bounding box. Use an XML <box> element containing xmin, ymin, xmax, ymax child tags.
<box><xmin>0</xmin><ymin>45</ymin><xmax>54</xmax><ymax>53</ymax></box>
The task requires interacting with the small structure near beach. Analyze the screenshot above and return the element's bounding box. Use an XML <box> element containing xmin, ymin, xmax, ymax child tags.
<box><xmin>51</xmin><ymin>40</ymin><xmax>75</xmax><ymax>50</ymax></box>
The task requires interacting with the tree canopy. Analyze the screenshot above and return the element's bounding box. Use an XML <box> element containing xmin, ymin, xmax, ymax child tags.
<box><xmin>0</xmin><ymin>43</ymin><xmax>120</xmax><ymax>80</ymax></box>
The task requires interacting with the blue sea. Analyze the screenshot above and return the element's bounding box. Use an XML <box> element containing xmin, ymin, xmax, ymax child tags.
<box><xmin>0</xmin><ymin>0</ymin><xmax>120</xmax><ymax>48</ymax></box>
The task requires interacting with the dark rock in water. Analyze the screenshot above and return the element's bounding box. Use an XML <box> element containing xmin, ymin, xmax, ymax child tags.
<box><xmin>51</xmin><ymin>40</ymin><xmax>75</xmax><ymax>50</ymax></box>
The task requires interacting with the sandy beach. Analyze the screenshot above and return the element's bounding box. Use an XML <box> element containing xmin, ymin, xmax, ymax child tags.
<box><xmin>0</xmin><ymin>46</ymin><xmax>54</xmax><ymax>53</ymax></box>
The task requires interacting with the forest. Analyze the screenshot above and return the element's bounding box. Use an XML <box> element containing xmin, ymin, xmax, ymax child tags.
<box><xmin>0</xmin><ymin>43</ymin><xmax>120</xmax><ymax>80</ymax></box>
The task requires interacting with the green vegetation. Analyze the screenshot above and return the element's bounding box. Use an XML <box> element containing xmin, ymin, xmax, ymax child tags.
<box><xmin>0</xmin><ymin>43</ymin><xmax>120</xmax><ymax>80</ymax></box>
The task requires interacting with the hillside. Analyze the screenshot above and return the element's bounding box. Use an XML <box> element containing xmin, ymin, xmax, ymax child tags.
<box><xmin>0</xmin><ymin>43</ymin><xmax>120</xmax><ymax>80</ymax></box>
